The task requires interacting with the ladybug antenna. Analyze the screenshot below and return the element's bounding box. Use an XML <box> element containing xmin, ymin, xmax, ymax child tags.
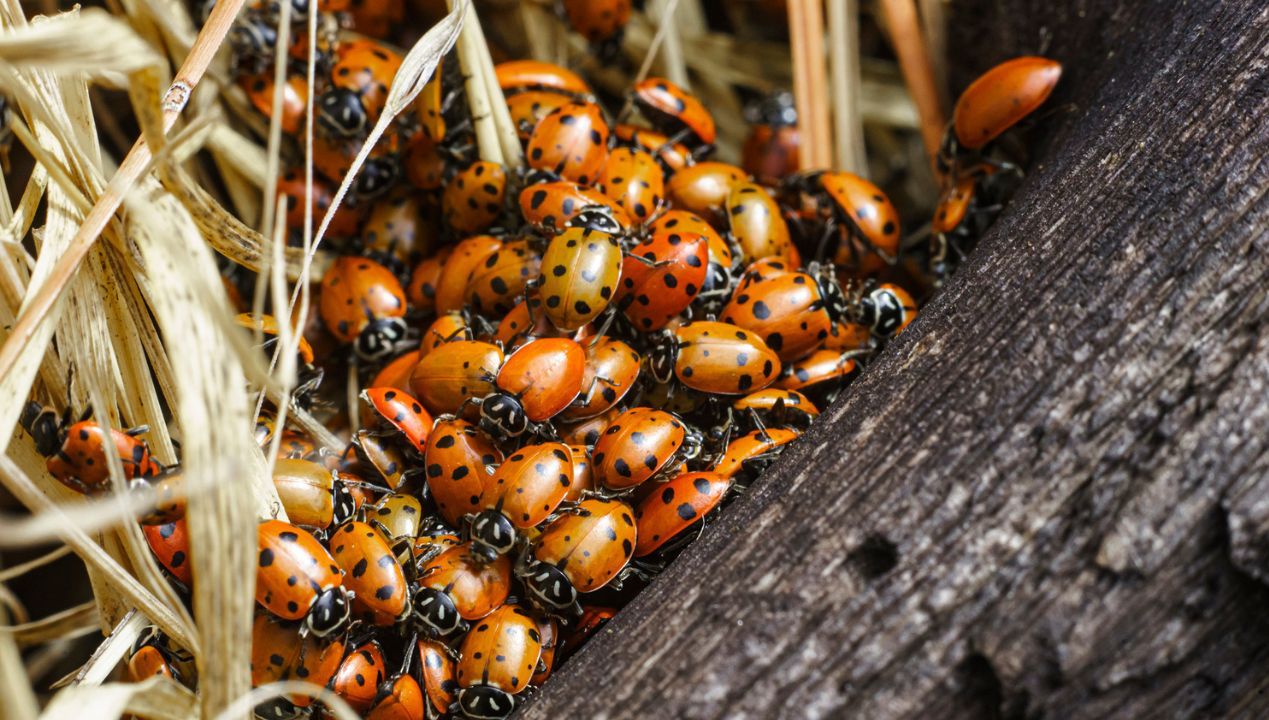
<box><xmin>399</xmin><ymin>630</ymin><xmax>419</xmax><ymax>678</ymax></box>
<box><xmin>590</xmin><ymin>310</ymin><xmax>617</xmax><ymax>345</ymax></box>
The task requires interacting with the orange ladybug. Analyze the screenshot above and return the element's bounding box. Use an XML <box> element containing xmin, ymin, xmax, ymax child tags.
<box><xmin>597</xmin><ymin>147</ymin><xmax>665</xmax><ymax>224</ymax></box>
<box><xmin>276</xmin><ymin>168</ymin><xmax>364</xmax><ymax>241</ymax></box>
<box><xmin>331</xmin><ymin>639</ymin><xmax>388</xmax><ymax>714</ymax></box>
<box><xmin>650</xmin><ymin>320</ymin><xmax>781</xmax><ymax>395</ymax></box>
<box><xmin>650</xmin><ymin>209</ymin><xmax>738</xmax><ymax>314</ymax></box>
<box><xmin>537</xmin><ymin>225</ymin><xmax>623</xmax><ymax>332</ymax></box>
<box><xmin>317</xmin><ymin>38</ymin><xmax>403</xmax><ymax>138</ymax></box>
<box><xmin>433</xmin><ymin>235</ymin><xmax>503</xmax><ymax>314</ymax></box>
<box><xmin>240</xmin><ymin>72</ymin><xmax>307</xmax><ymax>135</ymax></box>
<box><xmin>143</xmin><ymin>518</ymin><xmax>193</xmax><ymax>588</ymax></box>
<box><xmin>250</xmin><ymin>613</ymin><xmax>346</xmax><ymax>712</ymax></box>
<box><xmin>470</xmin><ymin>338</ymin><xmax>585</xmax><ymax>438</ymax></box>
<box><xmin>558</xmin><ymin>336</ymin><xmax>641</xmax><ymax>421</ymax></box>
<box><xmin>726</xmin><ymin>181</ymin><xmax>798</xmax><ymax>264</ymax></box>
<box><xmin>531</xmin><ymin>615</ymin><xmax>560</xmax><ymax>684</ymax></box>
<box><xmin>319</xmin><ymin>256</ymin><xmax>410</xmax><ymax>362</ymax></box>
<box><xmin>366</xmin><ymin>671</ymin><xmax>425</xmax><ymax>720</ymax></box>
<box><xmin>464</xmin><ymin>238</ymin><xmax>542</xmax><ymax>317</ymax></box>
<box><xmin>407</xmin><ymin>246</ymin><xmax>453</xmax><ymax>314</ymax></box>
<box><xmin>271</xmin><ymin>458</ymin><xmax>350</xmax><ymax>531</ymax></box>
<box><xmin>495</xmin><ymin>60</ymin><xmax>591</xmax><ymax>97</ymax></box>
<box><xmin>329</xmin><ymin>520</ymin><xmax>411</xmax><ymax>625</ymax></box>
<box><xmin>732</xmin><ymin>388</ymin><xmax>819</xmax><ymax>430</ymax></box>
<box><xmin>409</xmin><ymin>340</ymin><xmax>504</xmax><ymax>415</ymax></box>
<box><xmin>517</xmin><ymin>499</ymin><xmax>637</xmax><ymax>616</ymax></box>
<box><xmin>592</xmin><ymin>407</ymin><xmax>700</xmax><ymax>493</ymax></box>
<box><xmin>520</xmin><ymin>180</ymin><xmax>631</xmax><ymax>235</ymax></box>
<box><xmin>362</xmin><ymin>191</ymin><xmax>436</xmax><ymax>274</ymax></box>
<box><xmin>455</xmin><ymin>604</ymin><xmax>543</xmax><ymax>718</ymax></box>
<box><xmin>858</xmin><ymin>283</ymin><xmax>918</xmax><ymax>338</ymax></box>
<box><xmin>632</xmin><ymin>77</ymin><xmax>716</xmax><ymax>147</ymax></box>
<box><xmin>496</xmin><ymin>290</ymin><xmax>580</xmax><ymax>350</ymax></box>
<box><xmin>775</xmin><ymin>348</ymin><xmax>861</xmax><ymax>395</ymax></box>
<box><xmin>634</xmin><ymin>471</ymin><xmax>731</xmax><ymax>556</ymax></box>
<box><xmin>951</xmin><ymin>56</ymin><xmax>1063</xmax><ymax>152</ymax></box>
<box><xmin>413</xmin><ymin>542</ymin><xmax>512</xmax><ymax>637</ymax></box>
<box><xmin>526</xmin><ymin>102</ymin><xmax>610</xmax><ymax>185</ymax></box>
<box><xmin>20</xmin><ymin>402</ymin><xmax>163</xmax><ymax>495</ymax></box>
<box><xmin>720</xmin><ymin>265</ymin><xmax>833</xmax><ymax>362</ymax></box>
<box><xmin>615</xmin><ymin>228</ymin><xmax>709</xmax><ymax>331</ymax></box>
<box><xmin>613</xmin><ymin>123</ymin><xmax>692</xmax><ymax>172</ymax></box>
<box><xmin>423</xmin><ymin>417</ymin><xmax>502</xmax><ymax>527</ymax></box>
<box><xmin>562</xmin><ymin>0</ymin><xmax>631</xmax><ymax>48</ymax></box>
<box><xmin>666</xmin><ymin>161</ymin><xmax>747</xmax><ymax>226</ymax></box>
<box><xmin>786</xmin><ymin>170</ymin><xmax>900</xmax><ymax>273</ymax></box>
<box><xmin>442</xmin><ymin>160</ymin><xmax>508</xmax><ymax>235</ymax></box>
<box><xmin>370</xmin><ymin>349</ymin><xmax>422</xmax><ymax>392</ymax></box>
<box><xmin>359</xmin><ymin>387</ymin><xmax>433</xmax><ymax>454</ymax></box>
<box><xmin>469</xmin><ymin>442</ymin><xmax>573</xmax><ymax>558</ymax></box>
<box><xmin>713</xmin><ymin>427</ymin><xmax>801</xmax><ymax>481</ymax></box>
<box><xmin>506</xmin><ymin>89</ymin><xmax>574</xmax><ymax>142</ymax></box>
<box><xmin>417</xmin><ymin>638</ymin><xmax>459</xmax><ymax>717</ymax></box>
<box><xmin>255</xmin><ymin>519</ymin><xmax>350</xmax><ymax>636</ymax></box>
<box><xmin>741</xmin><ymin>91</ymin><xmax>800</xmax><ymax>184</ymax></box>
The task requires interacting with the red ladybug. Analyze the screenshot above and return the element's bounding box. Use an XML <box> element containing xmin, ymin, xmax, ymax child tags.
<box><xmin>650</xmin><ymin>209</ymin><xmax>738</xmax><ymax>314</ymax></box>
<box><xmin>319</xmin><ymin>256</ymin><xmax>410</xmax><ymax>362</ymax></box>
<box><xmin>741</xmin><ymin>91</ymin><xmax>800</xmax><ymax>184</ymax></box>
<box><xmin>537</xmin><ymin>225</ymin><xmax>623</xmax><ymax>332</ymax></box>
<box><xmin>649</xmin><ymin>321</ymin><xmax>782</xmax><ymax>395</ymax></box>
<box><xmin>360</xmin><ymin>387</ymin><xmax>433</xmax><ymax>454</ymax></box>
<box><xmin>255</xmin><ymin>519</ymin><xmax>350</xmax><ymax>637</ymax></box>
<box><xmin>317</xmin><ymin>39</ymin><xmax>403</xmax><ymax>138</ymax></box>
<box><xmin>613</xmin><ymin>123</ymin><xmax>692</xmax><ymax>172</ymax></box>
<box><xmin>469</xmin><ymin>442</ymin><xmax>574</xmax><ymax>558</ymax></box>
<box><xmin>632</xmin><ymin>77</ymin><xmax>716</xmax><ymax>147</ymax></box>
<box><xmin>464</xmin><ymin>238</ymin><xmax>542</xmax><ymax>318</ymax></box>
<box><xmin>598</xmin><ymin>147</ymin><xmax>665</xmax><ymax>225</ymax></box>
<box><xmin>634</xmin><ymin>471</ymin><xmax>731</xmax><ymax>556</ymax></box>
<box><xmin>126</xmin><ymin>635</ymin><xmax>181</xmax><ymax>683</ymax></box>
<box><xmin>329</xmin><ymin>520</ymin><xmax>411</xmax><ymax>626</ymax></box>
<box><xmin>615</xmin><ymin>228</ymin><xmax>709</xmax><ymax>331</ymax></box>
<box><xmin>331</xmin><ymin>639</ymin><xmax>388</xmax><ymax>714</ymax></box>
<box><xmin>407</xmin><ymin>246</ymin><xmax>452</xmax><ymax>315</ymax></box>
<box><xmin>562</xmin><ymin>0</ymin><xmax>631</xmax><ymax>49</ymax></box>
<box><xmin>526</xmin><ymin>102</ymin><xmax>611</xmax><ymax>185</ymax></box>
<box><xmin>495</xmin><ymin>60</ymin><xmax>592</xmax><ymax>97</ymax></box>
<box><xmin>785</xmin><ymin>170</ymin><xmax>900</xmax><ymax>274</ymax></box>
<box><xmin>240</xmin><ymin>72</ymin><xmax>307</xmax><ymax>135</ymax></box>
<box><xmin>143</xmin><ymin>518</ymin><xmax>193</xmax><ymax>588</ymax></box>
<box><xmin>433</xmin><ymin>235</ymin><xmax>503</xmax><ymax>314</ymax></box>
<box><xmin>713</xmin><ymin>428</ymin><xmax>801</xmax><ymax>481</ymax></box>
<box><xmin>417</xmin><ymin>638</ymin><xmax>459</xmax><ymax>717</ymax></box>
<box><xmin>413</xmin><ymin>542</ymin><xmax>512</xmax><ymax>637</ymax></box>
<box><xmin>469</xmin><ymin>338</ymin><xmax>586</xmax><ymax>438</ymax></box>
<box><xmin>442</xmin><ymin>160</ymin><xmax>508</xmax><ymax>235</ymax></box>
<box><xmin>423</xmin><ymin>417</ymin><xmax>502</xmax><ymax>527</ymax></box>
<box><xmin>367</xmin><ymin>671</ymin><xmax>425</xmax><ymax>720</ymax></box>
<box><xmin>506</xmin><ymin>89</ymin><xmax>574</xmax><ymax>142</ymax></box>
<box><xmin>946</xmin><ymin>56</ymin><xmax>1063</xmax><ymax>157</ymax></box>
<box><xmin>276</xmin><ymin>168</ymin><xmax>364</xmax><ymax>241</ymax></box>
<box><xmin>732</xmin><ymin>388</ymin><xmax>819</xmax><ymax>430</ymax></box>
<box><xmin>520</xmin><ymin>180</ymin><xmax>631</xmax><ymax>235</ymax></box>
<box><xmin>775</xmin><ymin>348</ymin><xmax>861</xmax><ymax>395</ymax></box>
<box><xmin>720</xmin><ymin>264</ymin><xmax>841</xmax><ymax>362</ymax></box>
<box><xmin>517</xmin><ymin>498</ymin><xmax>637</xmax><ymax>616</ymax></box>
<box><xmin>250</xmin><ymin>613</ymin><xmax>347</xmax><ymax>713</ymax></box>
<box><xmin>559</xmin><ymin>336</ymin><xmax>641</xmax><ymax>421</ymax></box>
<box><xmin>455</xmin><ymin>604</ymin><xmax>543</xmax><ymax>719</ymax></box>
<box><xmin>20</xmin><ymin>402</ymin><xmax>163</xmax><ymax>494</ymax></box>
<box><xmin>592</xmin><ymin>407</ymin><xmax>700</xmax><ymax>493</ymax></box>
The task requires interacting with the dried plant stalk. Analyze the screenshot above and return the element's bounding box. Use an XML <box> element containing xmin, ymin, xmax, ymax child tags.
<box><xmin>0</xmin><ymin>606</ymin><xmax>38</xmax><ymax>720</ymax></box>
<box><xmin>41</xmin><ymin>676</ymin><xmax>196</xmax><ymax>720</ymax></box>
<box><xmin>787</xmin><ymin>0</ymin><xmax>832</xmax><ymax>169</ymax></box>
<box><xmin>828</xmin><ymin>0</ymin><xmax>867</xmax><ymax>173</ymax></box>
<box><xmin>879</xmin><ymin>0</ymin><xmax>946</xmax><ymax>159</ymax></box>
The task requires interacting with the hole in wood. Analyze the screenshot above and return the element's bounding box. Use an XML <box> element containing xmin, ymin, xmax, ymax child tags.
<box><xmin>847</xmin><ymin>534</ymin><xmax>899</xmax><ymax>580</ymax></box>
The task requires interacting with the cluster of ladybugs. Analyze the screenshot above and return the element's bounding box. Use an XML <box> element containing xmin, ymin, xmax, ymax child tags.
<box><xmin>18</xmin><ymin>0</ymin><xmax>1061</xmax><ymax>709</ymax></box>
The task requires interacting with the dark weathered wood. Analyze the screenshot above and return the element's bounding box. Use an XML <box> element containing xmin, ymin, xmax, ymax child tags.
<box><xmin>520</xmin><ymin>1</ymin><xmax>1269</xmax><ymax>717</ymax></box>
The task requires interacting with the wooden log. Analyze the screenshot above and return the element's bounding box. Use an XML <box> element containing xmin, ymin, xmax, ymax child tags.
<box><xmin>519</xmin><ymin>0</ymin><xmax>1269</xmax><ymax>717</ymax></box>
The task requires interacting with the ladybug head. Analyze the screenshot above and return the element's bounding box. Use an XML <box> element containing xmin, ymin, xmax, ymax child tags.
<box><xmin>331</xmin><ymin>480</ymin><xmax>357</xmax><ymax>526</ymax></box>
<box><xmin>458</xmin><ymin>685</ymin><xmax>517</xmax><ymax>720</ymax></box>
<box><xmin>254</xmin><ymin>696</ymin><xmax>302</xmax><ymax>720</ymax></box>
<box><xmin>744</xmin><ymin>90</ymin><xmax>797</xmax><ymax>128</ymax></box>
<box><xmin>411</xmin><ymin>586</ymin><xmax>465</xmax><ymax>637</ymax></box>
<box><xmin>860</xmin><ymin>288</ymin><xmax>905</xmax><ymax>338</ymax></box>
<box><xmin>20</xmin><ymin>401</ymin><xmax>62</xmax><ymax>458</ymax></box>
<box><xmin>808</xmin><ymin>262</ymin><xmax>850</xmax><ymax>322</ymax></box>
<box><xmin>470</xmin><ymin>509</ymin><xmax>517</xmax><ymax>559</ymax></box>
<box><xmin>317</xmin><ymin>88</ymin><xmax>368</xmax><ymax>138</ymax></box>
<box><xmin>354</xmin><ymin>157</ymin><xmax>400</xmax><ymax>201</ymax></box>
<box><xmin>566</xmin><ymin>205</ymin><xmax>624</xmax><ymax>235</ymax></box>
<box><xmin>681</xmin><ymin>426</ymin><xmax>704</xmax><ymax>462</ymax></box>
<box><xmin>477</xmin><ymin>394</ymin><xmax>529</xmax><ymax>439</ymax></box>
<box><xmin>647</xmin><ymin>332</ymin><xmax>678</xmax><ymax>385</ymax></box>
<box><xmin>521</xmin><ymin>560</ymin><xmax>577</xmax><ymax>612</ymax></box>
<box><xmin>355</xmin><ymin>316</ymin><xmax>409</xmax><ymax>362</ymax></box>
<box><xmin>264</xmin><ymin>0</ymin><xmax>309</xmax><ymax>22</ymax></box>
<box><xmin>305</xmin><ymin>586</ymin><xmax>351</xmax><ymax>637</ymax></box>
<box><xmin>227</xmin><ymin>10</ymin><xmax>276</xmax><ymax>68</ymax></box>
<box><xmin>521</xmin><ymin>168</ymin><xmax>559</xmax><ymax>186</ymax></box>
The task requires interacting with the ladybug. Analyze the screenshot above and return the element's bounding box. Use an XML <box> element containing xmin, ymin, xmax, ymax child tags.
<box><xmin>649</xmin><ymin>321</ymin><xmax>781</xmax><ymax>395</ymax></box>
<box><xmin>352</xmin><ymin>429</ymin><xmax>416</xmax><ymax>490</ymax></box>
<box><xmin>496</xmin><ymin>290</ymin><xmax>579</xmax><ymax>350</ymax></box>
<box><xmin>249</xmin><ymin>613</ymin><xmax>347</xmax><ymax>713</ymax></box>
<box><xmin>526</xmin><ymin>102</ymin><xmax>610</xmax><ymax>185</ymax></box>
<box><xmin>741</xmin><ymin>90</ymin><xmax>800</xmax><ymax>184</ymax></box>
<box><xmin>366</xmin><ymin>670</ymin><xmax>425</xmax><ymax>720</ymax></box>
<box><xmin>720</xmin><ymin>265</ymin><xmax>835</xmax><ymax>362</ymax></box>
<box><xmin>464</xmin><ymin>238</ymin><xmax>542</xmax><ymax>317</ymax></box>
<box><xmin>666</xmin><ymin>161</ymin><xmax>747</xmax><ymax>226</ymax></box>
<box><xmin>732</xmin><ymin>388</ymin><xmax>819</xmax><ymax>430</ymax></box>
<box><xmin>775</xmin><ymin>348</ymin><xmax>861</xmax><ymax>395</ymax></box>
<box><xmin>469</xmin><ymin>338</ymin><xmax>586</xmax><ymax>438</ymax></box>
<box><xmin>410</xmin><ymin>529</ymin><xmax>463</xmax><ymax>569</ymax></box>
<box><xmin>506</xmin><ymin>89</ymin><xmax>574</xmax><ymax>142</ymax></box>
<box><xmin>276</xmin><ymin>168</ymin><xmax>363</xmax><ymax>242</ymax></box>
<box><xmin>786</xmin><ymin>170</ymin><xmax>900</xmax><ymax>273</ymax></box>
<box><xmin>409</xmin><ymin>340</ymin><xmax>504</xmax><ymax>415</ymax></box>
<box><xmin>442</xmin><ymin>160</ymin><xmax>508</xmax><ymax>235</ymax></box>
<box><xmin>346</xmin><ymin>0</ymin><xmax>405</xmax><ymax>39</ymax></box>
<box><xmin>650</xmin><ymin>209</ymin><xmax>738</xmax><ymax>314</ymax></box>
<box><xmin>404</xmin><ymin>132</ymin><xmax>447</xmax><ymax>191</ymax></box>
<box><xmin>455</xmin><ymin>604</ymin><xmax>543</xmax><ymax>719</ymax></box>
<box><xmin>317</xmin><ymin>39</ymin><xmax>403</xmax><ymax>138</ymax></box>
<box><xmin>592</xmin><ymin>407</ymin><xmax>700</xmax><ymax>493</ymax></box>
<box><xmin>597</xmin><ymin>147</ymin><xmax>664</xmax><ymax>225</ymax></box>
<box><xmin>632</xmin><ymin>77</ymin><xmax>716</xmax><ymax>147</ymax></box>
<box><xmin>240</xmin><ymin>72</ymin><xmax>307</xmax><ymax>135</ymax></box>
<box><xmin>362</xmin><ymin>191</ymin><xmax>437</xmax><ymax>275</ymax></box>
<box><xmin>726</xmin><ymin>180</ymin><xmax>799</xmax><ymax>265</ymax></box>
<box><xmin>312</xmin><ymin>131</ymin><xmax>402</xmax><ymax>202</ymax></box>
<box><xmin>136</xmin><ymin>469</ymin><xmax>188</xmax><ymax>526</ymax></box>
<box><xmin>423</xmin><ymin>417</ymin><xmax>502</xmax><ymax>527</ymax></box>
<box><xmin>557</xmin><ymin>406</ymin><xmax>621</xmax><ymax>449</ymax></box>
<box><xmin>614</xmin><ymin>227</ymin><xmax>709</xmax><ymax>331</ymax></box>
<box><xmin>559</xmin><ymin>605</ymin><xmax>616</xmax><ymax>659</ymax></box>
<box><xmin>271</xmin><ymin>458</ymin><xmax>354</xmax><ymax>531</ymax></box>
<box><xmin>370</xmin><ymin>350</ymin><xmax>422</xmax><ymax>393</ymax></box>
<box><xmin>255</xmin><ymin>519</ymin><xmax>350</xmax><ymax>637</ymax></box>
<box><xmin>495</xmin><ymin>60</ymin><xmax>591</xmax><ymax>97</ymax></box>
<box><xmin>234</xmin><ymin>313</ymin><xmax>315</xmax><ymax>366</ymax></box>
<box><xmin>562</xmin><ymin>0</ymin><xmax>631</xmax><ymax>50</ymax></box>
<box><xmin>319</xmin><ymin>256</ymin><xmax>410</xmax><ymax>362</ymax></box>
<box><xmin>517</xmin><ymin>499</ymin><xmax>637</xmax><ymax>616</ymax></box>
<box><xmin>433</xmin><ymin>235</ymin><xmax>503</xmax><ymax>315</ymax></box>
<box><xmin>928</xmin><ymin>166</ymin><xmax>1001</xmax><ymax>281</ymax></box>
<box><xmin>712</xmin><ymin>427</ymin><xmax>801</xmax><ymax>482</ymax></box>
<box><xmin>329</xmin><ymin>520</ymin><xmax>412</xmax><ymax>625</ymax></box>
<box><xmin>613</xmin><ymin>123</ymin><xmax>691</xmax><ymax>172</ymax></box>
<box><xmin>417</xmin><ymin>638</ymin><xmax>460</xmax><ymax>718</ymax></box>
<box><xmin>420</xmin><ymin>311</ymin><xmax>478</xmax><ymax>358</ymax></box>
<box><xmin>20</xmin><ymin>402</ymin><xmax>163</xmax><ymax>495</ymax></box>
<box><xmin>126</xmin><ymin>632</ymin><xmax>181</xmax><ymax>683</ymax></box>
<box><xmin>943</xmin><ymin>56</ymin><xmax>1063</xmax><ymax>171</ymax></box>
<box><xmin>469</xmin><ymin>442</ymin><xmax>574</xmax><ymax>559</ymax></box>
<box><xmin>407</xmin><ymin>246</ymin><xmax>453</xmax><ymax>315</ymax></box>
<box><xmin>824</xmin><ymin>319</ymin><xmax>873</xmax><ymax>354</ymax></box>
<box><xmin>414</xmin><ymin>57</ymin><xmax>448</xmax><ymax>142</ymax></box>
<box><xmin>360</xmin><ymin>387</ymin><xmax>434</xmax><ymax>454</ymax></box>
<box><xmin>558</xmin><ymin>336</ymin><xmax>641</xmax><ymax>421</ymax></box>
<box><xmin>634</xmin><ymin>471</ymin><xmax>731</xmax><ymax>557</ymax></box>
<box><xmin>537</xmin><ymin>225</ymin><xmax>623</xmax><ymax>332</ymax></box>
<box><xmin>858</xmin><ymin>283</ymin><xmax>918</xmax><ymax>338</ymax></box>
<box><xmin>520</xmin><ymin>180</ymin><xmax>631</xmax><ymax>235</ymax></box>
<box><xmin>331</xmin><ymin>639</ymin><xmax>388</xmax><ymax>714</ymax></box>
<box><xmin>413</xmin><ymin>542</ymin><xmax>512</xmax><ymax>637</ymax></box>
<box><xmin>531</xmin><ymin>615</ymin><xmax>560</xmax><ymax>684</ymax></box>
<box><xmin>367</xmin><ymin>492</ymin><xmax>425</xmax><ymax>555</ymax></box>
<box><xmin>143</xmin><ymin>518</ymin><xmax>193</xmax><ymax>587</ymax></box>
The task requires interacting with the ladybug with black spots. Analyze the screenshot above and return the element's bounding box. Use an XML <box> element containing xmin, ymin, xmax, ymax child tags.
<box><xmin>319</xmin><ymin>256</ymin><xmax>411</xmax><ymax>362</ymax></box>
<box><xmin>650</xmin><ymin>209</ymin><xmax>739</xmax><ymax>315</ymax></box>
<box><xmin>249</xmin><ymin>613</ymin><xmax>347</xmax><ymax>716</ymax></box>
<box><xmin>423</xmin><ymin>417</ymin><xmax>502</xmax><ymax>527</ymax></box>
<box><xmin>317</xmin><ymin>38</ymin><xmax>402</xmax><ymax>138</ymax></box>
<box><xmin>614</xmin><ymin>227</ymin><xmax>709</xmax><ymax>332</ymax></box>
<box><xmin>537</xmin><ymin>225</ymin><xmax>623</xmax><ymax>332</ymax></box>
<box><xmin>366</xmin><ymin>664</ymin><xmax>425</xmax><ymax>720</ymax></box>
<box><xmin>468</xmin><ymin>441</ymin><xmax>574</xmax><ymax>559</ymax></box>
<box><xmin>634</xmin><ymin>471</ymin><xmax>731</xmax><ymax>557</ymax></box>
<box><xmin>783</xmin><ymin>170</ymin><xmax>901</xmax><ymax>275</ymax></box>
<box><xmin>649</xmin><ymin>320</ymin><xmax>782</xmax><ymax>396</ymax></box>
<box><xmin>496</xmin><ymin>59</ymin><xmax>592</xmax><ymax>98</ymax></box>
<box><xmin>330</xmin><ymin>639</ymin><xmax>388</xmax><ymax>714</ymax></box>
<box><xmin>255</xmin><ymin>519</ymin><xmax>350</xmax><ymax>637</ymax></box>
<box><xmin>442</xmin><ymin>160</ymin><xmax>509</xmax><ymax>235</ymax></box>
<box><xmin>562</xmin><ymin>0</ymin><xmax>631</xmax><ymax>58</ymax></box>
<box><xmin>591</xmin><ymin>407</ymin><xmax>700</xmax><ymax>494</ymax></box>
<box><xmin>20</xmin><ymin>401</ymin><xmax>163</xmax><ymax>495</ymax></box>
<box><xmin>519</xmin><ymin>179</ymin><xmax>630</xmax><ymax>235</ymax></box>
<box><xmin>465</xmin><ymin>338</ymin><xmax>586</xmax><ymax>439</ymax></box>
<box><xmin>412</xmin><ymin>541</ymin><xmax>512</xmax><ymax>638</ymax></box>
<box><xmin>329</xmin><ymin>520</ymin><xmax>412</xmax><ymax>626</ymax></box>
<box><xmin>455</xmin><ymin>603</ymin><xmax>544</xmax><ymax>720</ymax></box>
<box><xmin>360</xmin><ymin>387</ymin><xmax>433</xmax><ymax>454</ymax></box>
<box><xmin>516</xmin><ymin>498</ymin><xmax>637</xmax><ymax>617</ymax></box>
<box><xmin>558</xmin><ymin>336</ymin><xmax>641</xmax><ymax>421</ymax></box>
<box><xmin>463</xmin><ymin>238</ymin><xmax>542</xmax><ymax>318</ymax></box>
<box><xmin>726</xmin><ymin>180</ymin><xmax>799</xmax><ymax>265</ymax></box>
<box><xmin>713</xmin><ymin>427</ymin><xmax>801</xmax><ymax>483</ymax></box>
<box><xmin>526</xmin><ymin>102</ymin><xmax>611</xmax><ymax>185</ymax></box>
<box><xmin>597</xmin><ymin>147</ymin><xmax>665</xmax><ymax>226</ymax></box>
<box><xmin>720</xmin><ymin>261</ymin><xmax>850</xmax><ymax>362</ymax></box>
<box><xmin>143</xmin><ymin>518</ymin><xmax>193</xmax><ymax>588</ymax></box>
<box><xmin>631</xmin><ymin>77</ymin><xmax>716</xmax><ymax>149</ymax></box>
<box><xmin>417</xmin><ymin>638</ymin><xmax>460</xmax><ymax>718</ymax></box>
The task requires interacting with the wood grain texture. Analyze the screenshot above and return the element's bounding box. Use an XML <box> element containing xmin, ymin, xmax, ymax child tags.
<box><xmin>519</xmin><ymin>1</ymin><xmax>1269</xmax><ymax>718</ymax></box>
